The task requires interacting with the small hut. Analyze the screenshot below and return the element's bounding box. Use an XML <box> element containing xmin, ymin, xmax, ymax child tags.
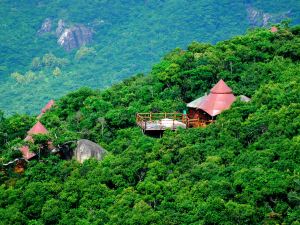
<box><xmin>187</xmin><ymin>79</ymin><xmax>236</xmax><ymax>127</ymax></box>
<box><xmin>19</xmin><ymin>121</ymin><xmax>49</xmax><ymax>160</ymax></box>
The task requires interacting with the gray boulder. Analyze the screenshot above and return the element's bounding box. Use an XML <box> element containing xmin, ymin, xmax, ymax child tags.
<box><xmin>56</xmin><ymin>19</ymin><xmax>67</xmax><ymax>37</ymax></box>
<box><xmin>239</xmin><ymin>95</ymin><xmax>251</xmax><ymax>103</ymax></box>
<box><xmin>57</xmin><ymin>25</ymin><xmax>93</xmax><ymax>51</ymax></box>
<box><xmin>38</xmin><ymin>18</ymin><xmax>52</xmax><ymax>35</ymax></box>
<box><xmin>74</xmin><ymin>139</ymin><xmax>107</xmax><ymax>163</ymax></box>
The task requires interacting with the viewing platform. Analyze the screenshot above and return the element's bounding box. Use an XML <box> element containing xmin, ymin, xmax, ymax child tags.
<box><xmin>136</xmin><ymin>112</ymin><xmax>213</xmax><ymax>133</ymax></box>
<box><xmin>136</xmin><ymin>113</ymin><xmax>187</xmax><ymax>132</ymax></box>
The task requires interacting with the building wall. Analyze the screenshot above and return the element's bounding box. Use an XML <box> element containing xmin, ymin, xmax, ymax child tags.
<box><xmin>188</xmin><ymin>108</ymin><xmax>211</xmax><ymax>121</ymax></box>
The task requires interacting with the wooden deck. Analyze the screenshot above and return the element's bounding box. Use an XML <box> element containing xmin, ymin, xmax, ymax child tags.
<box><xmin>136</xmin><ymin>112</ymin><xmax>214</xmax><ymax>132</ymax></box>
<box><xmin>136</xmin><ymin>113</ymin><xmax>187</xmax><ymax>131</ymax></box>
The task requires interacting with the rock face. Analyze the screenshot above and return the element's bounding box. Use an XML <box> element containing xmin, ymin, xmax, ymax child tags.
<box><xmin>38</xmin><ymin>18</ymin><xmax>52</xmax><ymax>35</ymax></box>
<box><xmin>56</xmin><ymin>19</ymin><xmax>66</xmax><ymax>37</ymax></box>
<box><xmin>57</xmin><ymin>25</ymin><xmax>93</xmax><ymax>51</ymax></box>
<box><xmin>37</xmin><ymin>18</ymin><xmax>93</xmax><ymax>51</ymax></box>
<box><xmin>74</xmin><ymin>139</ymin><xmax>107</xmax><ymax>163</ymax></box>
<box><xmin>246</xmin><ymin>5</ymin><xmax>291</xmax><ymax>27</ymax></box>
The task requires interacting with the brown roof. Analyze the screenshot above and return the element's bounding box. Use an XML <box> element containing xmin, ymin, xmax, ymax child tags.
<box><xmin>27</xmin><ymin>121</ymin><xmax>48</xmax><ymax>135</ymax></box>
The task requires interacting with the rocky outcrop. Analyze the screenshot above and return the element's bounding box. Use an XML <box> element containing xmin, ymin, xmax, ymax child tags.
<box><xmin>57</xmin><ymin>25</ymin><xmax>93</xmax><ymax>51</ymax></box>
<box><xmin>56</xmin><ymin>19</ymin><xmax>66</xmax><ymax>37</ymax></box>
<box><xmin>246</xmin><ymin>5</ymin><xmax>291</xmax><ymax>27</ymax></box>
<box><xmin>37</xmin><ymin>18</ymin><xmax>52</xmax><ymax>35</ymax></box>
<box><xmin>37</xmin><ymin>18</ymin><xmax>93</xmax><ymax>51</ymax></box>
<box><xmin>74</xmin><ymin>139</ymin><xmax>107</xmax><ymax>163</ymax></box>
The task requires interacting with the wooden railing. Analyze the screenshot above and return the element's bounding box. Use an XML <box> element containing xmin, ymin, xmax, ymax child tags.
<box><xmin>136</xmin><ymin>112</ymin><xmax>186</xmax><ymax>123</ymax></box>
<box><xmin>136</xmin><ymin>112</ymin><xmax>214</xmax><ymax>130</ymax></box>
<box><xmin>136</xmin><ymin>112</ymin><xmax>186</xmax><ymax>131</ymax></box>
<box><xmin>187</xmin><ymin>118</ymin><xmax>214</xmax><ymax>127</ymax></box>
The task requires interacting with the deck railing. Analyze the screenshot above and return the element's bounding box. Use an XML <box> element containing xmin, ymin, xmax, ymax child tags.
<box><xmin>136</xmin><ymin>112</ymin><xmax>186</xmax><ymax>123</ymax></box>
<box><xmin>136</xmin><ymin>112</ymin><xmax>214</xmax><ymax>130</ymax></box>
<box><xmin>136</xmin><ymin>112</ymin><xmax>187</xmax><ymax>131</ymax></box>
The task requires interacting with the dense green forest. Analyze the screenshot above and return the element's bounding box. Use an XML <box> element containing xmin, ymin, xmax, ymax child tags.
<box><xmin>1</xmin><ymin>0</ymin><xmax>300</xmax><ymax>114</ymax></box>
<box><xmin>1</xmin><ymin>23</ymin><xmax>300</xmax><ymax>224</ymax></box>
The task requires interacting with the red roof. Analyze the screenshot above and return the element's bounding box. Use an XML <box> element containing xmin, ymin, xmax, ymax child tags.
<box><xmin>271</xmin><ymin>26</ymin><xmax>278</xmax><ymax>33</ymax></box>
<box><xmin>41</xmin><ymin>100</ymin><xmax>55</xmax><ymax>113</ymax></box>
<box><xmin>195</xmin><ymin>79</ymin><xmax>236</xmax><ymax>116</ymax></box>
<box><xmin>210</xmin><ymin>79</ymin><xmax>233</xmax><ymax>94</ymax></box>
<box><xmin>27</xmin><ymin>121</ymin><xmax>48</xmax><ymax>135</ymax></box>
<box><xmin>19</xmin><ymin>146</ymin><xmax>36</xmax><ymax>160</ymax></box>
<box><xmin>19</xmin><ymin>122</ymin><xmax>49</xmax><ymax>160</ymax></box>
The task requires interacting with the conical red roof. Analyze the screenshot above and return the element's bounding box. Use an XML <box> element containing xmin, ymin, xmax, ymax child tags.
<box><xmin>196</xmin><ymin>79</ymin><xmax>236</xmax><ymax>116</ymax></box>
<box><xmin>210</xmin><ymin>79</ymin><xmax>233</xmax><ymax>94</ymax></box>
<box><xmin>196</xmin><ymin>93</ymin><xmax>236</xmax><ymax>116</ymax></box>
<box><xmin>41</xmin><ymin>100</ymin><xmax>55</xmax><ymax>113</ymax></box>
<box><xmin>19</xmin><ymin>146</ymin><xmax>36</xmax><ymax>160</ymax></box>
<box><xmin>27</xmin><ymin>121</ymin><xmax>48</xmax><ymax>135</ymax></box>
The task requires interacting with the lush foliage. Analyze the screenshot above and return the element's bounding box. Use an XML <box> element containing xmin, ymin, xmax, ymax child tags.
<box><xmin>1</xmin><ymin>0</ymin><xmax>300</xmax><ymax>114</ymax></box>
<box><xmin>1</xmin><ymin>24</ymin><xmax>300</xmax><ymax>224</ymax></box>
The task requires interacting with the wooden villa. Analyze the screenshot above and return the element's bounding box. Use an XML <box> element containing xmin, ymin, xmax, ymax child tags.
<box><xmin>186</xmin><ymin>79</ymin><xmax>236</xmax><ymax>127</ymax></box>
<box><xmin>136</xmin><ymin>79</ymin><xmax>250</xmax><ymax>133</ymax></box>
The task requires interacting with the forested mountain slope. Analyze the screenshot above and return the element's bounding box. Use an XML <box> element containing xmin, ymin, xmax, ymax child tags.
<box><xmin>1</xmin><ymin>0</ymin><xmax>300</xmax><ymax>114</ymax></box>
<box><xmin>0</xmin><ymin>24</ymin><xmax>300</xmax><ymax>224</ymax></box>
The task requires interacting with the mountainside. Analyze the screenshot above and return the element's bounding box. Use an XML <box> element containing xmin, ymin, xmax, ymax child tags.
<box><xmin>0</xmin><ymin>25</ymin><xmax>300</xmax><ymax>224</ymax></box>
<box><xmin>1</xmin><ymin>0</ymin><xmax>300</xmax><ymax>114</ymax></box>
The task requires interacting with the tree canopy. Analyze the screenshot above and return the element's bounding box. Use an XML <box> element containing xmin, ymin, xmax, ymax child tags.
<box><xmin>0</xmin><ymin>24</ymin><xmax>300</xmax><ymax>224</ymax></box>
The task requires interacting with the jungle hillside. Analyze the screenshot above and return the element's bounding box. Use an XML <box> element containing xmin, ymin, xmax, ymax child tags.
<box><xmin>1</xmin><ymin>0</ymin><xmax>300</xmax><ymax>114</ymax></box>
<box><xmin>0</xmin><ymin>23</ymin><xmax>300</xmax><ymax>224</ymax></box>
